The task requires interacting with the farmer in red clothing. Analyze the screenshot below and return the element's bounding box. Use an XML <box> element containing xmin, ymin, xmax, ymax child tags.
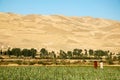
<box><xmin>94</xmin><ymin>61</ymin><xmax>98</xmax><ymax>69</ymax></box>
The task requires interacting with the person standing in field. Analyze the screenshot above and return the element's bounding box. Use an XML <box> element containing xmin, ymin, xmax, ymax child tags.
<box><xmin>100</xmin><ymin>61</ymin><xmax>103</xmax><ymax>69</ymax></box>
<box><xmin>94</xmin><ymin>61</ymin><xmax>98</xmax><ymax>69</ymax></box>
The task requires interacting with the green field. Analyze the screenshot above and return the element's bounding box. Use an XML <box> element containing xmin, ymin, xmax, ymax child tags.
<box><xmin>0</xmin><ymin>66</ymin><xmax>120</xmax><ymax>80</ymax></box>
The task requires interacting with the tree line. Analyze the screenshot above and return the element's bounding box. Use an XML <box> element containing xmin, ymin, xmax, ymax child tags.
<box><xmin>0</xmin><ymin>48</ymin><xmax>120</xmax><ymax>61</ymax></box>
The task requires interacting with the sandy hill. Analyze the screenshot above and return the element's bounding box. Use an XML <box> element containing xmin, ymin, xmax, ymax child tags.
<box><xmin>0</xmin><ymin>12</ymin><xmax>120</xmax><ymax>52</ymax></box>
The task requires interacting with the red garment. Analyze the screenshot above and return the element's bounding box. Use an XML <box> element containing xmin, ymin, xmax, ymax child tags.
<box><xmin>94</xmin><ymin>61</ymin><xmax>98</xmax><ymax>69</ymax></box>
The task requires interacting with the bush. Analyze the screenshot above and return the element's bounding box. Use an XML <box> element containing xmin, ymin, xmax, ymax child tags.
<box><xmin>22</xmin><ymin>62</ymin><xmax>28</xmax><ymax>65</ymax></box>
<box><xmin>29</xmin><ymin>61</ymin><xmax>36</xmax><ymax>65</ymax></box>
<box><xmin>0</xmin><ymin>62</ymin><xmax>9</xmax><ymax>65</ymax></box>
<box><xmin>38</xmin><ymin>61</ymin><xmax>44</xmax><ymax>64</ymax></box>
<box><xmin>15</xmin><ymin>60</ymin><xmax>22</xmax><ymax>65</ymax></box>
<box><xmin>60</xmin><ymin>60</ymin><xmax>66</xmax><ymax>65</ymax></box>
<box><xmin>108</xmin><ymin>59</ymin><xmax>113</xmax><ymax>65</ymax></box>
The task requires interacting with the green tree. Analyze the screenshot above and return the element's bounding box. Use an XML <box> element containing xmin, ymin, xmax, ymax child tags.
<box><xmin>94</xmin><ymin>50</ymin><xmax>108</xmax><ymax>59</ymax></box>
<box><xmin>89</xmin><ymin>49</ymin><xmax>94</xmax><ymax>56</ymax></box>
<box><xmin>117</xmin><ymin>53</ymin><xmax>120</xmax><ymax>62</ymax></box>
<box><xmin>84</xmin><ymin>49</ymin><xmax>88</xmax><ymax>56</ymax></box>
<box><xmin>0</xmin><ymin>49</ymin><xmax>2</xmax><ymax>56</ymax></box>
<box><xmin>22</xmin><ymin>49</ymin><xmax>29</xmax><ymax>57</ymax></box>
<box><xmin>40</xmin><ymin>48</ymin><xmax>48</xmax><ymax>59</ymax></box>
<box><xmin>118</xmin><ymin>56</ymin><xmax>120</xmax><ymax>62</ymax></box>
<box><xmin>11</xmin><ymin>48</ymin><xmax>21</xmax><ymax>58</ymax></box>
<box><xmin>49</xmin><ymin>51</ymin><xmax>57</xmax><ymax>64</ymax></box>
<box><xmin>59</xmin><ymin>50</ymin><xmax>67</xmax><ymax>59</ymax></box>
<box><xmin>73</xmin><ymin>49</ymin><xmax>82</xmax><ymax>58</ymax></box>
<box><xmin>113</xmin><ymin>56</ymin><xmax>117</xmax><ymax>61</ymax></box>
<box><xmin>106</xmin><ymin>52</ymin><xmax>113</xmax><ymax>64</ymax></box>
<box><xmin>49</xmin><ymin>51</ymin><xmax>56</xmax><ymax>59</ymax></box>
<box><xmin>30</xmin><ymin>48</ymin><xmax>37</xmax><ymax>58</ymax></box>
<box><xmin>7</xmin><ymin>48</ymin><xmax>12</xmax><ymax>57</ymax></box>
<box><xmin>67</xmin><ymin>51</ymin><xmax>72</xmax><ymax>59</ymax></box>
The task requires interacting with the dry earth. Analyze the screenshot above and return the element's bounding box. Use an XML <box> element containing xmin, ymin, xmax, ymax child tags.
<box><xmin>0</xmin><ymin>12</ymin><xmax>120</xmax><ymax>52</ymax></box>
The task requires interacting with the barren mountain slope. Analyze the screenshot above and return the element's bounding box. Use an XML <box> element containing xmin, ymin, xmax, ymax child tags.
<box><xmin>0</xmin><ymin>12</ymin><xmax>120</xmax><ymax>52</ymax></box>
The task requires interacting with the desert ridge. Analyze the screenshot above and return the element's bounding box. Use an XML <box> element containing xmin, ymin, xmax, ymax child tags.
<box><xmin>0</xmin><ymin>12</ymin><xmax>120</xmax><ymax>52</ymax></box>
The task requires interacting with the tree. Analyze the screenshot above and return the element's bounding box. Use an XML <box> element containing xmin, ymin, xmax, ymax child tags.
<box><xmin>49</xmin><ymin>51</ymin><xmax>56</xmax><ymax>59</ymax></box>
<box><xmin>89</xmin><ymin>49</ymin><xmax>94</xmax><ymax>56</ymax></box>
<box><xmin>0</xmin><ymin>49</ymin><xmax>2</xmax><ymax>56</ymax></box>
<box><xmin>113</xmin><ymin>56</ymin><xmax>117</xmax><ymax>61</ymax></box>
<box><xmin>59</xmin><ymin>50</ymin><xmax>67</xmax><ymax>59</ymax></box>
<box><xmin>40</xmin><ymin>48</ymin><xmax>48</xmax><ymax>59</ymax></box>
<box><xmin>67</xmin><ymin>51</ymin><xmax>72</xmax><ymax>59</ymax></box>
<box><xmin>94</xmin><ymin>50</ymin><xmax>108</xmax><ymax>59</ymax></box>
<box><xmin>22</xmin><ymin>49</ymin><xmax>29</xmax><ymax>57</ymax></box>
<box><xmin>49</xmin><ymin>51</ymin><xmax>57</xmax><ymax>64</ymax></box>
<box><xmin>30</xmin><ymin>48</ymin><xmax>37</xmax><ymax>58</ymax></box>
<box><xmin>84</xmin><ymin>49</ymin><xmax>88</xmax><ymax>56</ymax></box>
<box><xmin>106</xmin><ymin>52</ymin><xmax>113</xmax><ymax>64</ymax></box>
<box><xmin>109</xmin><ymin>52</ymin><xmax>112</xmax><ymax>59</ymax></box>
<box><xmin>118</xmin><ymin>55</ymin><xmax>120</xmax><ymax>62</ymax></box>
<box><xmin>73</xmin><ymin>49</ymin><xmax>82</xmax><ymax>58</ymax></box>
<box><xmin>11</xmin><ymin>48</ymin><xmax>21</xmax><ymax>58</ymax></box>
<box><xmin>7</xmin><ymin>48</ymin><xmax>12</xmax><ymax>57</ymax></box>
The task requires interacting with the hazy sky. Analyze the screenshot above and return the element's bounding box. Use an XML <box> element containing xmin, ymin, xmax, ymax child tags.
<box><xmin>0</xmin><ymin>0</ymin><xmax>120</xmax><ymax>21</ymax></box>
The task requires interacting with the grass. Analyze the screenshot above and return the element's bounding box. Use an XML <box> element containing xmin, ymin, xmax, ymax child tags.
<box><xmin>0</xmin><ymin>66</ymin><xmax>120</xmax><ymax>80</ymax></box>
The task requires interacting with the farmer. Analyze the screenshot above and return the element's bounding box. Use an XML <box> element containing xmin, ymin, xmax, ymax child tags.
<box><xmin>94</xmin><ymin>61</ymin><xmax>98</xmax><ymax>69</ymax></box>
<box><xmin>100</xmin><ymin>61</ymin><xmax>103</xmax><ymax>69</ymax></box>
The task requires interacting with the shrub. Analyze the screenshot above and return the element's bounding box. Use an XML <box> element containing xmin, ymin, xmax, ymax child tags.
<box><xmin>29</xmin><ymin>61</ymin><xmax>36</xmax><ymax>65</ymax></box>
<box><xmin>15</xmin><ymin>60</ymin><xmax>22</xmax><ymax>65</ymax></box>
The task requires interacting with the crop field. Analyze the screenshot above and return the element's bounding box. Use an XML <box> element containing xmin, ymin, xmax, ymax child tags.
<box><xmin>0</xmin><ymin>66</ymin><xmax>120</xmax><ymax>80</ymax></box>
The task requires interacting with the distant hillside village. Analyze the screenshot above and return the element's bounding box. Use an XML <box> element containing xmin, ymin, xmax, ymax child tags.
<box><xmin>0</xmin><ymin>47</ymin><xmax>120</xmax><ymax>65</ymax></box>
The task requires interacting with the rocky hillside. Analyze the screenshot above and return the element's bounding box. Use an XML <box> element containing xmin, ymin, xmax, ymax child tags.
<box><xmin>0</xmin><ymin>12</ymin><xmax>120</xmax><ymax>52</ymax></box>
